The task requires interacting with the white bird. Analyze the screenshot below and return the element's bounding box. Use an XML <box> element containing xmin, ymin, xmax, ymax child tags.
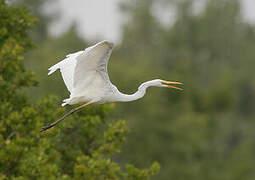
<box><xmin>41</xmin><ymin>40</ymin><xmax>182</xmax><ymax>132</ymax></box>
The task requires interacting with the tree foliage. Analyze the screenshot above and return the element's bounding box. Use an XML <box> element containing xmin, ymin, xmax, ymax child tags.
<box><xmin>0</xmin><ymin>1</ymin><xmax>159</xmax><ymax>179</ymax></box>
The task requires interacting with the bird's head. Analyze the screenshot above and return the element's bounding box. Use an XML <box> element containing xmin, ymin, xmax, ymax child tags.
<box><xmin>149</xmin><ymin>79</ymin><xmax>183</xmax><ymax>90</ymax></box>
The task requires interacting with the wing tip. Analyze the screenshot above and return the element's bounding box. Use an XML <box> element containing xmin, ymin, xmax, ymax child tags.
<box><xmin>48</xmin><ymin>64</ymin><xmax>59</xmax><ymax>75</ymax></box>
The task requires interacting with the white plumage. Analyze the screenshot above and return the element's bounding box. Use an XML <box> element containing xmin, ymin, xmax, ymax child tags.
<box><xmin>48</xmin><ymin>40</ymin><xmax>115</xmax><ymax>106</ymax></box>
<box><xmin>48</xmin><ymin>51</ymin><xmax>83</xmax><ymax>93</ymax></box>
<box><xmin>41</xmin><ymin>40</ymin><xmax>182</xmax><ymax>132</ymax></box>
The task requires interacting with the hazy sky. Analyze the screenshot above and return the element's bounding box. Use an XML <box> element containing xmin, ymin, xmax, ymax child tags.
<box><xmin>49</xmin><ymin>0</ymin><xmax>123</xmax><ymax>43</ymax></box>
<box><xmin>49</xmin><ymin>0</ymin><xmax>255</xmax><ymax>43</ymax></box>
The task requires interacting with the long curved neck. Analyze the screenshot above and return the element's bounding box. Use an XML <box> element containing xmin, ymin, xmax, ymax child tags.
<box><xmin>116</xmin><ymin>80</ymin><xmax>155</xmax><ymax>102</ymax></box>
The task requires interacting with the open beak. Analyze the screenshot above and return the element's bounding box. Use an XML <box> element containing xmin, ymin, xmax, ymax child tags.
<box><xmin>161</xmin><ymin>81</ymin><xmax>183</xmax><ymax>91</ymax></box>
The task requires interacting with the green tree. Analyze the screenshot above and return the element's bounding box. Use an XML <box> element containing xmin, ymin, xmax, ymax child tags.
<box><xmin>0</xmin><ymin>1</ymin><xmax>159</xmax><ymax>179</ymax></box>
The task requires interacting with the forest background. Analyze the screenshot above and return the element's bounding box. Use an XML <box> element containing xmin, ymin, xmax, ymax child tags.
<box><xmin>1</xmin><ymin>0</ymin><xmax>255</xmax><ymax>179</ymax></box>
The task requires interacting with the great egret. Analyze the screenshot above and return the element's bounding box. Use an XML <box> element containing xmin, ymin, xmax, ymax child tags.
<box><xmin>40</xmin><ymin>40</ymin><xmax>182</xmax><ymax>132</ymax></box>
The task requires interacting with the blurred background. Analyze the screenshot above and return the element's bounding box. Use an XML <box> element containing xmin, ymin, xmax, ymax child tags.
<box><xmin>16</xmin><ymin>0</ymin><xmax>255</xmax><ymax>179</ymax></box>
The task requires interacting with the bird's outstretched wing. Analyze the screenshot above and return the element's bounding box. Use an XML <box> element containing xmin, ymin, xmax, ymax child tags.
<box><xmin>48</xmin><ymin>51</ymin><xmax>83</xmax><ymax>92</ymax></box>
<box><xmin>48</xmin><ymin>40</ymin><xmax>114</xmax><ymax>96</ymax></box>
<box><xmin>72</xmin><ymin>41</ymin><xmax>114</xmax><ymax>96</ymax></box>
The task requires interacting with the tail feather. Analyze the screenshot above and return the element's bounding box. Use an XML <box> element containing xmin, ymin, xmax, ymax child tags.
<box><xmin>61</xmin><ymin>102</ymin><xmax>67</xmax><ymax>106</ymax></box>
<box><xmin>61</xmin><ymin>98</ymin><xmax>70</xmax><ymax>106</ymax></box>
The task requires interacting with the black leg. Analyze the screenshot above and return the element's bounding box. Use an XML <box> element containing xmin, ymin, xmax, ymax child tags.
<box><xmin>40</xmin><ymin>102</ymin><xmax>91</xmax><ymax>132</ymax></box>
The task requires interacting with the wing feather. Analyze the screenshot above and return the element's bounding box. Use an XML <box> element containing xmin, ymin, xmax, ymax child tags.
<box><xmin>72</xmin><ymin>41</ymin><xmax>114</xmax><ymax>96</ymax></box>
<box><xmin>48</xmin><ymin>51</ymin><xmax>83</xmax><ymax>92</ymax></box>
<box><xmin>48</xmin><ymin>40</ymin><xmax>114</xmax><ymax>102</ymax></box>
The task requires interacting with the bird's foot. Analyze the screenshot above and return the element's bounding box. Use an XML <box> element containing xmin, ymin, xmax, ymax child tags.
<box><xmin>40</xmin><ymin>124</ymin><xmax>54</xmax><ymax>132</ymax></box>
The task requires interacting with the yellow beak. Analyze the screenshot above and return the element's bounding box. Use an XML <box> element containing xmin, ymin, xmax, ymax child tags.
<box><xmin>161</xmin><ymin>81</ymin><xmax>183</xmax><ymax>91</ymax></box>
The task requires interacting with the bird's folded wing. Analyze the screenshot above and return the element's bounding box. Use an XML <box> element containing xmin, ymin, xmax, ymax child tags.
<box><xmin>72</xmin><ymin>41</ymin><xmax>114</xmax><ymax>95</ymax></box>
